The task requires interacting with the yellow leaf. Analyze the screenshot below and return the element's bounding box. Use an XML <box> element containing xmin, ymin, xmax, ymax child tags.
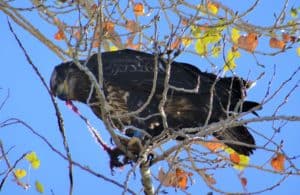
<box><xmin>31</xmin><ymin>159</ymin><xmax>40</xmax><ymax>169</ymax></box>
<box><xmin>212</xmin><ymin>46</ymin><xmax>221</xmax><ymax>58</ymax></box>
<box><xmin>25</xmin><ymin>152</ymin><xmax>40</xmax><ymax>169</ymax></box>
<box><xmin>297</xmin><ymin>47</ymin><xmax>300</xmax><ymax>56</ymax></box>
<box><xmin>207</xmin><ymin>2</ymin><xmax>219</xmax><ymax>15</ymax></box>
<box><xmin>25</xmin><ymin>151</ymin><xmax>38</xmax><ymax>162</ymax></box>
<box><xmin>109</xmin><ymin>45</ymin><xmax>118</xmax><ymax>51</ymax></box>
<box><xmin>204</xmin><ymin>32</ymin><xmax>222</xmax><ymax>44</ymax></box>
<box><xmin>195</xmin><ymin>39</ymin><xmax>207</xmax><ymax>56</ymax></box>
<box><xmin>182</xmin><ymin>37</ymin><xmax>192</xmax><ymax>47</ymax></box>
<box><xmin>231</xmin><ymin>28</ymin><xmax>240</xmax><ymax>44</ymax></box>
<box><xmin>15</xmin><ymin>169</ymin><xmax>27</xmax><ymax>179</ymax></box>
<box><xmin>224</xmin><ymin>50</ymin><xmax>240</xmax><ymax>71</ymax></box>
<box><xmin>35</xmin><ymin>180</ymin><xmax>44</xmax><ymax>193</ymax></box>
<box><xmin>191</xmin><ymin>25</ymin><xmax>201</xmax><ymax>37</ymax></box>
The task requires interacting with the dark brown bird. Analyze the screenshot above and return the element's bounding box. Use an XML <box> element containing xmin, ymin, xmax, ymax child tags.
<box><xmin>50</xmin><ymin>49</ymin><xmax>260</xmax><ymax>156</ymax></box>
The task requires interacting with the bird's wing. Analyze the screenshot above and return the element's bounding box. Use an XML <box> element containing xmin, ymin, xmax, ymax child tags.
<box><xmin>86</xmin><ymin>49</ymin><xmax>201</xmax><ymax>93</ymax></box>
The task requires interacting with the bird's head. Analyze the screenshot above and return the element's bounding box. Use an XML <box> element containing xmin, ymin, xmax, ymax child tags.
<box><xmin>50</xmin><ymin>62</ymin><xmax>92</xmax><ymax>102</ymax></box>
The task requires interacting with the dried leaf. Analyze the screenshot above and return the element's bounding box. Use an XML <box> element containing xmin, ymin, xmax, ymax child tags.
<box><xmin>237</xmin><ymin>32</ymin><xmax>258</xmax><ymax>52</ymax></box>
<box><xmin>240</xmin><ymin>177</ymin><xmax>247</xmax><ymax>187</ymax></box>
<box><xmin>271</xmin><ymin>153</ymin><xmax>285</xmax><ymax>172</ymax></box>
<box><xmin>133</xmin><ymin>3</ymin><xmax>144</xmax><ymax>16</ymax></box>
<box><xmin>297</xmin><ymin>47</ymin><xmax>300</xmax><ymax>56</ymax></box>
<box><xmin>269</xmin><ymin>37</ymin><xmax>285</xmax><ymax>49</ymax></box>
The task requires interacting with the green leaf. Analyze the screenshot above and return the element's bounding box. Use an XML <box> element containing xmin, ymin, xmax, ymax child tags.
<box><xmin>35</xmin><ymin>180</ymin><xmax>44</xmax><ymax>193</ymax></box>
<box><xmin>290</xmin><ymin>8</ymin><xmax>298</xmax><ymax>18</ymax></box>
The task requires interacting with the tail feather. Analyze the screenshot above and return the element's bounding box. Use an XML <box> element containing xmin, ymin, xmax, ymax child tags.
<box><xmin>242</xmin><ymin>101</ymin><xmax>261</xmax><ymax>117</ymax></box>
<box><xmin>213</xmin><ymin>126</ymin><xmax>255</xmax><ymax>156</ymax></box>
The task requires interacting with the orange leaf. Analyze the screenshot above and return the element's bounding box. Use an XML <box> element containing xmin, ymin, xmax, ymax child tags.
<box><xmin>74</xmin><ymin>30</ymin><xmax>81</xmax><ymax>40</ymax></box>
<box><xmin>176</xmin><ymin>168</ymin><xmax>188</xmax><ymax>190</ymax></box>
<box><xmin>269</xmin><ymin>37</ymin><xmax>285</xmax><ymax>49</ymax></box>
<box><xmin>54</xmin><ymin>29</ymin><xmax>65</xmax><ymax>40</ymax></box>
<box><xmin>203</xmin><ymin>141</ymin><xmax>224</xmax><ymax>152</ymax></box>
<box><xmin>230</xmin><ymin>152</ymin><xmax>240</xmax><ymax>164</ymax></box>
<box><xmin>282</xmin><ymin>33</ymin><xmax>291</xmax><ymax>43</ymax></box>
<box><xmin>103</xmin><ymin>21</ymin><xmax>115</xmax><ymax>33</ymax></box>
<box><xmin>240</xmin><ymin>177</ymin><xmax>247</xmax><ymax>187</ymax></box>
<box><xmin>271</xmin><ymin>153</ymin><xmax>285</xmax><ymax>172</ymax></box>
<box><xmin>181</xmin><ymin>18</ymin><xmax>189</xmax><ymax>26</ymax></box>
<box><xmin>158</xmin><ymin>168</ymin><xmax>192</xmax><ymax>190</ymax></box>
<box><xmin>92</xmin><ymin>40</ymin><xmax>100</xmax><ymax>48</ymax></box>
<box><xmin>158</xmin><ymin>168</ymin><xmax>177</xmax><ymax>187</ymax></box>
<box><xmin>133</xmin><ymin>3</ymin><xmax>144</xmax><ymax>16</ymax></box>
<box><xmin>170</xmin><ymin>38</ymin><xmax>181</xmax><ymax>50</ymax></box>
<box><xmin>237</xmin><ymin>32</ymin><xmax>258</xmax><ymax>52</ymax></box>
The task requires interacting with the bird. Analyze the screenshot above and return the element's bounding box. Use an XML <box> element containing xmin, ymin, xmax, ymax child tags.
<box><xmin>50</xmin><ymin>49</ymin><xmax>260</xmax><ymax>156</ymax></box>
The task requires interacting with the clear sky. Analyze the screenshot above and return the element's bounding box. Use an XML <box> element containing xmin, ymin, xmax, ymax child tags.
<box><xmin>0</xmin><ymin>1</ymin><xmax>299</xmax><ymax>194</ymax></box>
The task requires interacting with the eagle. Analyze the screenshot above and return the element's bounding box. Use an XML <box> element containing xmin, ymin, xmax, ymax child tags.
<box><xmin>50</xmin><ymin>49</ymin><xmax>260</xmax><ymax>157</ymax></box>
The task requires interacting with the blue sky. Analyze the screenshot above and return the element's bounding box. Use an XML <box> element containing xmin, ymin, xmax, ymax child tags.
<box><xmin>1</xmin><ymin>1</ymin><xmax>300</xmax><ymax>194</ymax></box>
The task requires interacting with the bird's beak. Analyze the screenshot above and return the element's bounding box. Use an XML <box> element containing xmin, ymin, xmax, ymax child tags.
<box><xmin>50</xmin><ymin>69</ymin><xmax>69</xmax><ymax>100</ymax></box>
